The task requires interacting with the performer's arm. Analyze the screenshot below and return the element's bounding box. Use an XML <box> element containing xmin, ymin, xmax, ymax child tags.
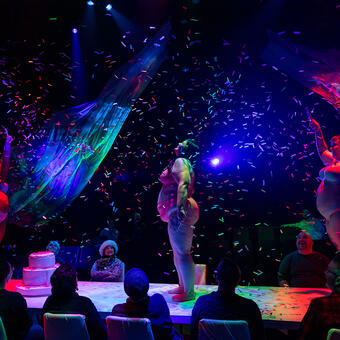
<box><xmin>172</xmin><ymin>158</ymin><xmax>191</xmax><ymax>217</ymax></box>
<box><xmin>1</xmin><ymin>128</ymin><xmax>13</xmax><ymax>184</ymax></box>
<box><xmin>309</xmin><ymin>119</ymin><xmax>335</xmax><ymax>165</ymax></box>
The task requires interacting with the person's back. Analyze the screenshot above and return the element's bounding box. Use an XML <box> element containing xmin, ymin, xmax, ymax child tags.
<box><xmin>191</xmin><ymin>258</ymin><xmax>265</xmax><ymax>340</ymax></box>
<box><xmin>111</xmin><ymin>268</ymin><xmax>181</xmax><ymax>340</ymax></box>
<box><xmin>42</xmin><ymin>263</ymin><xmax>107</xmax><ymax>340</ymax></box>
<box><xmin>298</xmin><ymin>254</ymin><xmax>340</xmax><ymax>340</ymax></box>
<box><xmin>191</xmin><ymin>291</ymin><xmax>264</xmax><ymax>340</ymax></box>
<box><xmin>278</xmin><ymin>250</ymin><xmax>329</xmax><ymax>287</ymax></box>
<box><xmin>0</xmin><ymin>259</ymin><xmax>32</xmax><ymax>340</ymax></box>
<box><xmin>112</xmin><ymin>293</ymin><xmax>175</xmax><ymax>340</ymax></box>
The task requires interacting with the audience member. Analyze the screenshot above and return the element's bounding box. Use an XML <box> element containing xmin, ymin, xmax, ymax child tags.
<box><xmin>278</xmin><ymin>231</ymin><xmax>330</xmax><ymax>287</ymax></box>
<box><xmin>111</xmin><ymin>268</ymin><xmax>182</xmax><ymax>340</ymax></box>
<box><xmin>298</xmin><ymin>253</ymin><xmax>340</xmax><ymax>340</ymax></box>
<box><xmin>42</xmin><ymin>263</ymin><xmax>107</xmax><ymax>340</ymax></box>
<box><xmin>91</xmin><ymin>240</ymin><xmax>124</xmax><ymax>282</ymax></box>
<box><xmin>0</xmin><ymin>259</ymin><xmax>32</xmax><ymax>340</ymax></box>
<box><xmin>46</xmin><ymin>240</ymin><xmax>64</xmax><ymax>264</ymax></box>
<box><xmin>191</xmin><ymin>257</ymin><xmax>265</xmax><ymax>340</ymax></box>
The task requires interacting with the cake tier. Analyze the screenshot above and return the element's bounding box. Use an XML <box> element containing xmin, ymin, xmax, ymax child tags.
<box><xmin>29</xmin><ymin>251</ymin><xmax>55</xmax><ymax>269</ymax></box>
<box><xmin>16</xmin><ymin>282</ymin><xmax>52</xmax><ymax>296</ymax></box>
<box><xmin>23</xmin><ymin>264</ymin><xmax>59</xmax><ymax>286</ymax></box>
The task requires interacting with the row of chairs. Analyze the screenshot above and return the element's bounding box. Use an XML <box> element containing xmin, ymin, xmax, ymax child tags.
<box><xmin>2</xmin><ymin>314</ymin><xmax>340</xmax><ymax>340</ymax></box>
<box><xmin>42</xmin><ymin>314</ymin><xmax>340</xmax><ymax>340</ymax></box>
<box><xmin>43</xmin><ymin>314</ymin><xmax>252</xmax><ymax>340</ymax></box>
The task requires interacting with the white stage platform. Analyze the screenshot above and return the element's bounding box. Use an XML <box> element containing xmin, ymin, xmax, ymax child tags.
<box><xmin>6</xmin><ymin>280</ymin><xmax>331</xmax><ymax>329</ymax></box>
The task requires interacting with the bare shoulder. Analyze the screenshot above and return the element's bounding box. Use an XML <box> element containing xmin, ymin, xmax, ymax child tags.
<box><xmin>172</xmin><ymin>158</ymin><xmax>192</xmax><ymax>172</ymax></box>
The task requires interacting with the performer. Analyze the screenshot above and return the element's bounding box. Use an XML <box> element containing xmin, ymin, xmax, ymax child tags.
<box><xmin>309</xmin><ymin>116</ymin><xmax>340</xmax><ymax>250</ymax></box>
<box><xmin>0</xmin><ymin>128</ymin><xmax>13</xmax><ymax>242</ymax></box>
<box><xmin>157</xmin><ymin>139</ymin><xmax>199</xmax><ymax>302</ymax></box>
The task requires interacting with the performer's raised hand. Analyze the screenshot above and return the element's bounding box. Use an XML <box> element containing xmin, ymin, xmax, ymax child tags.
<box><xmin>2</xmin><ymin>127</ymin><xmax>13</xmax><ymax>144</ymax></box>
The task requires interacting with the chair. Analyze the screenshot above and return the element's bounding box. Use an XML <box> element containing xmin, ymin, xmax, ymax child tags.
<box><xmin>327</xmin><ymin>328</ymin><xmax>340</xmax><ymax>340</ymax></box>
<box><xmin>198</xmin><ymin>319</ymin><xmax>250</xmax><ymax>340</ymax></box>
<box><xmin>0</xmin><ymin>316</ymin><xmax>7</xmax><ymax>340</ymax></box>
<box><xmin>43</xmin><ymin>313</ymin><xmax>90</xmax><ymax>340</ymax></box>
<box><xmin>106</xmin><ymin>315</ymin><xmax>154</xmax><ymax>340</ymax></box>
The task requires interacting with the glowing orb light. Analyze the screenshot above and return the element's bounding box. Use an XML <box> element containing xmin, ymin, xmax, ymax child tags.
<box><xmin>211</xmin><ymin>158</ymin><xmax>220</xmax><ymax>166</ymax></box>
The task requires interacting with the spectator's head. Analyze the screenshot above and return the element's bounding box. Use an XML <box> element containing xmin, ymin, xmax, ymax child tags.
<box><xmin>325</xmin><ymin>254</ymin><xmax>340</xmax><ymax>291</ymax></box>
<box><xmin>99</xmin><ymin>240</ymin><xmax>118</xmax><ymax>258</ymax></box>
<box><xmin>330</xmin><ymin>135</ymin><xmax>340</xmax><ymax>161</ymax></box>
<box><xmin>46</xmin><ymin>241</ymin><xmax>61</xmax><ymax>255</ymax></box>
<box><xmin>124</xmin><ymin>268</ymin><xmax>149</xmax><ymax>301</ymax></box>
<box><xmin>0</xmin><ymin>191</ymin><xmax>9</xmax><ymax>223</ymax></box>
<box><xmin>174</xmin><ymin>139</ymin><xmax>199</xmax><ymax>159</ymax></box>
<box><xmin>0</xmin><ymin>259</ymin><xmax>12</xmax><ymax>288</ymax></box>
<box><xmin>50</xmin><ymin>264</ymin><xmax>77</xmax><ymax>297</ymax></box>
<box><xmin>215</xmin><ymin>257</ymin><xmax>241</xmax><ymax>292</ymax></box>
<box><xmin>296</xmin><ymin>232</ymin><xmax>313</xmax><ymax>255</ymax></box>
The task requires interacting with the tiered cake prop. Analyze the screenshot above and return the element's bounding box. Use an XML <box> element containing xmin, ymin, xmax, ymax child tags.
<box><xmin>16</xmin><ymin>251</ymin><xmax>59</xmax><ymax>296</ymax></box>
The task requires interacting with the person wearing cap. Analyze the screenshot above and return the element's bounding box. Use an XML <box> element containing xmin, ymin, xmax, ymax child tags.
<box><xmin>278</xmin><ymin>231</ymin><xmax>330</xmax><ymax>287</ymax></box>
<box><xmin>111</xmin><ymin>268</ymin><xmax>182</xmax><ymax>340</ymax></box>
<box><xmin>0</xmin><ymin>128</ymin><xmax>13</xmax><ymax>243</ymax></box>
<box><xmin>46</xmin><ymin>240</ymin><xmax>65</xmax><ymax>264</ymax></box>
<box><xmin>90</xmin><ymin>239</ymin><xmax>124</xmax><ymax>282</ymax></box>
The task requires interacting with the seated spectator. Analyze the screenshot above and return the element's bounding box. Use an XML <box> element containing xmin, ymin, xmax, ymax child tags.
<box><xmin>91</xmin><ymin>240</ymin><xmax>124</xmax><ymax>282</ymax></box>
<box><xmin>46</xmin><ymin>240</ymin><xmax>64</xmax><ymax>264</ymax></box>
<box><xmin>298</xmin><ymin>253</ymin><xmax>340</xmax><ymax>340</ymax></box>
<box><xmin>191</xmin><ymin>257</ymin><xmax>265</xmax><ymax>340</ymax></box>
<box><xmin>111</xmin><ymin>268</ymin><xmax>182</xmax><ymax>340</ymax></box>
<box><xmin>278</xmin><ymin>231</ymin><xmax>330</xmax><ymax>287</ymax></box>
<box><xmin>42</xmin><ymin>264</ymin><xmax>107</xmax><ymax>340</ymax></box>
<box><xmin>0</xmin><ymin>259</ymin><xmax>32</xmax><ymax>340</ymax></box>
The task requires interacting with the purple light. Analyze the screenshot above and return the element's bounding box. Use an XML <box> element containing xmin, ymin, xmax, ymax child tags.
<box><xmin>211</xmin><ymin>158</ymin><xmax>220</xmax><ymax>166</ymax></box>
<box><xmin>72</xmin><ymin>28</ymin><xmax>78</xmax><ymax>34</ymax></box>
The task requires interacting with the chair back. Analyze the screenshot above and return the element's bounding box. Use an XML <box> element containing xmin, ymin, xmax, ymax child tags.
<box><xmin>198</xmin><ymin>319</ymin><xmax>250</xmax><ymax>340</ymax></box>
<box><xmin>0</xmin><ymin>316</ymin><xmax>7</xmax><ymax>340</ymax></box>
<box><xmin>106</xmin><ymin>315</ymin><xmax>154</xmax><ymax>340</ymax></box>
<box><xmin>44</xmin><ymin>313</ymin><xmax>90</xmax><ymax>340</ymax></box>
<box><xmin>328</xmin><ymin>328</ymin><xmax>340</xmax><ymax>340</ymax></box>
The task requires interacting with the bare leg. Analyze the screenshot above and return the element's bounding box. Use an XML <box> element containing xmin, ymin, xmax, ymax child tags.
<box><xmin>326</xmin><ymin>211</ymin><xmax>340</xmax><ymax>251</ymax></box>
<box><xmin>168</xmin><ymin>214</ymin><xmax>195</xmax><ymax>301</ymax></box>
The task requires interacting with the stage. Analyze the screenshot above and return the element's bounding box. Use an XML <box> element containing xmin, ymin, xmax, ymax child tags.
<box><xmin>6</xmin><ymin>280</ymin><xmax>331</xmax><ymax>330</ymax></box>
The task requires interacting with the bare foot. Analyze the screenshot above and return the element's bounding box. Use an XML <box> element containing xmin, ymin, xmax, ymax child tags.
<box><xmin>167</xmin><ymin>286</ymin><xmax>184</xmax><ymax>294</ymax></box>
<box><xmin>172</xmin><ymin>292</ymin><xmax>196</xmax><ymax>302</ymax></box>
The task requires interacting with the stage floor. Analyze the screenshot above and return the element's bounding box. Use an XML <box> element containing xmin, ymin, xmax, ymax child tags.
<box><xmin>6</xmin><ymin>280</ymin><xmax>331</xmax><ymax>329</ymax></box>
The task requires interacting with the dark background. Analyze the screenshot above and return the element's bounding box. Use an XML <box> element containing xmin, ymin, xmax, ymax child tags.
<box><xmin>0</xmin><ymin>0</ymin><xmax>339</xmax><ymax>284</ymax></box>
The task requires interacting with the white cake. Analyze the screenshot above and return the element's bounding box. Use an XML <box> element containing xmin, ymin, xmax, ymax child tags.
<box><xmin>16</xmin><ymin>251</ymin><xmax>59</xmax><ymax>296</ymax></box>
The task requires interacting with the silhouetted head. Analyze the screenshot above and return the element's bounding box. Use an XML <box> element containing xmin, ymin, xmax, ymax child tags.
<box><xmin>124</xmin><ymin>268</ymin><xmax>149</xmax><ymax>301</ymax></box>
<box><xmin>215</xmin><ymin>257</ymin><xmax>241</xmax><ymax>292</ymax></box>
<box><xmin>51</xmin><ymin>264</ymin><xmax>77</xmax><ymax>297</ymax></box>
<box><xmin>0</xmin><ymin>259</ymin><xmax>12</xmax><ymax>288</ymax></box>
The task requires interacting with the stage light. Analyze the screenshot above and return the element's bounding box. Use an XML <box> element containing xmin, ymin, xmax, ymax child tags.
<box><xmin>211</xmin><ymin>158</ymin><xmax>220</xmax><ymax>166</ymax></box>
<box><xmin>87</xmin><ymin>1</ymin><xmax>94</xmax><ymax>6</ymax></box>
<box><xmin>72</xmin><ymin>28</ymin><xmax>78</xmax><ymax>34</ymax></box>
<box><xmin>106</xmin><ymin>4</ymin><xmax>112</xmax><ymax>11</ymax></box>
